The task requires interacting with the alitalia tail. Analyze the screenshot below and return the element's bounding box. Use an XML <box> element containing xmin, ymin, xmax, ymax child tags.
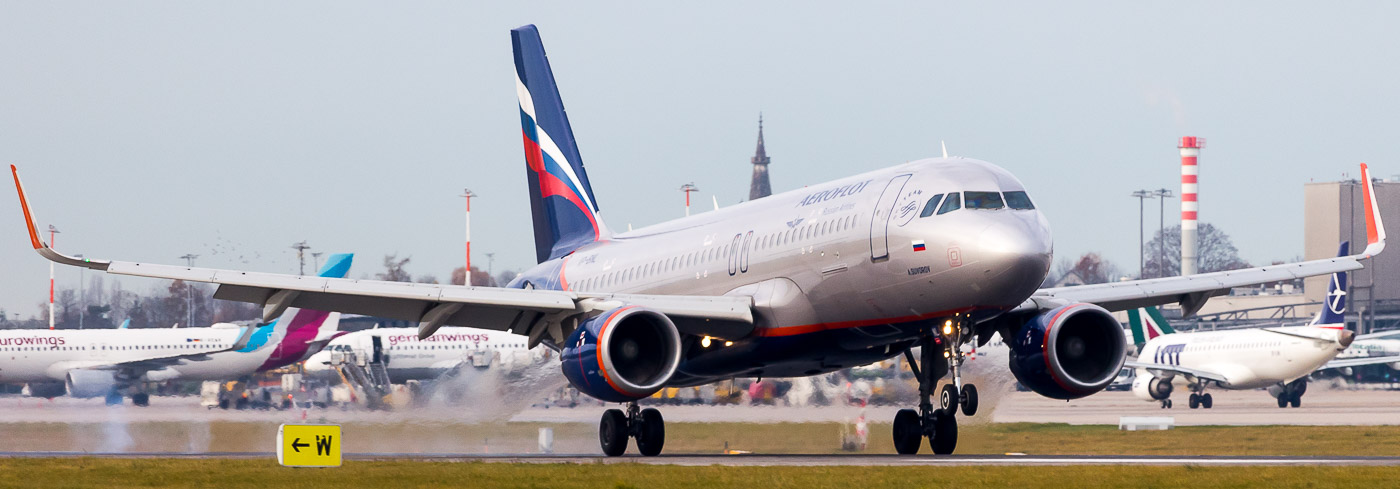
<box><xmin>9</xmin><ymin>25</ymin><xmax>1388</xmax><ymax>454</ymax></box>
<box><xmin>1127</xmin><ymin>242</ymin><xmax>1400</xmax><ymax>409</ymax></box>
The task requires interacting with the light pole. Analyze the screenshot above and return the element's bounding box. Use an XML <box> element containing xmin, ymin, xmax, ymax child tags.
<box><xmin>180</xmin><ymin>254</ymin><xmax>199</xmax><ymax>327</ymax></box>
<box><xmin>312</xmin><ymin>252</ymin><xmax>324</xmax><ymax>274</ymax></box>
<box><xmin>1130</xmin><ymin>190</ymin><xmax>1154</xmax><ymax>278</ymax></box>
<box><xmin>485</xmin><ymin>252</ymin><xmax>496</xmax><ymax>279</ymax></box>
<box><xmin>75</xmin><ymin>253</ymin><xmax>84</xmax><ymax>329</ymax></box>
<box><xmin>48</xmin><ymin>225</ymin><xmax>59</xmax><ymax>330</ymax></box>
<box><xmin>680</xmin><ymin>183</ymin><xmax>700</xmax><ymax>217</ymax></box>
<box><xmin>1153</xmin><ymin>188</ymin><xmax>1175</xmax><ymax>278</ymax></box>
<box><xmin>461</xmin><ymin>189</ymin><xmax>476</xmax><ymax>285</ymax></box>
<box><xmin>291</xmin><ymin>241</ymin><xmax>311</xmax><ymax>276</ymax></box>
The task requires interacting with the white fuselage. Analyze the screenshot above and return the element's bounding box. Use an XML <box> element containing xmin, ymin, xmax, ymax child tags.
<box><xmin>0</xmin><ymin>325</ymin><xmax>259</xmax><ymax>383</ymax></box>
<box><xmin>1133</xmin><ymin>326</ymin><xmax>1348</xmax><ymax>392</ymax></box>
<box><xmin>304</xmin><ymin>327</ymin><xmax>535</xmax><ymax>383</ymax></box>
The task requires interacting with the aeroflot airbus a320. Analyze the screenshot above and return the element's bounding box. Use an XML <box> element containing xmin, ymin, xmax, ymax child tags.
<box><xmin>10</xmin><ymin>25</ymin><xmax>1388</xmax><ymax>456</ymax></box>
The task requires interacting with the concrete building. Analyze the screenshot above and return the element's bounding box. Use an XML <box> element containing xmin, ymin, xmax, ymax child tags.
<box><xmin>1304</xmin><ymin>178</ymin><xmax>1400</xmax><ymax>333</ymax></box>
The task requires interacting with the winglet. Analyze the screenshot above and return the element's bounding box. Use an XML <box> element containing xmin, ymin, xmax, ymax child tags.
<box><xmin>9</xmin><ymin>165</ymin><xmax>110</xmax><ymax>270</ymax></box>
<box><xmin>1360</xmin><ymin>163</ymin><xmax>1387</xmax><ymax>258</ymax></box>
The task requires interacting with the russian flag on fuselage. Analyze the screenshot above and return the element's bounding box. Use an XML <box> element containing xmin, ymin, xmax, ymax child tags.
<box><xmin>512</xmin><ymin>25</ymin><xmax>608</xmax><ymax>264</ymax></box>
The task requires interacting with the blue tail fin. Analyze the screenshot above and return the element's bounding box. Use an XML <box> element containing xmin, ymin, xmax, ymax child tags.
<box><xmin>1310</xmin><ymin>241</ymin><xmax>1349</xmax><ymax>328</ymax></box>
<box><xmin>512</xmin><ymin>25</ymin><xmax>608</xmax><ymax>263</ymax></box>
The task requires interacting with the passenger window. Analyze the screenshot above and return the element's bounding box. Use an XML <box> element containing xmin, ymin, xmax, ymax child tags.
<box><xmin>964</xmin><ymin>191</ymin><xmax>1005</xmax><ymax>210</ymax></box>
<box><xmin>919</xmin><ymin>194</ymin><xmax>945</xmax><ymax>218</ymax></box>
<box><xmin>937</xmin><ymin>193</ymin><xmax>962</xmax><ymax>215</ymax></box>
<box><xmin>1004</xmin><ymin>191</ymin><xmax>1035</xmax><ymax>210</ymax></box>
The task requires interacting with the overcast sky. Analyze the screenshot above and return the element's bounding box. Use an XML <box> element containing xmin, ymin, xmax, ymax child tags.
<box><xmin>1</xmin><ymin>2</ymin><xmax>1397</xmax><ymax>317</ymax></box>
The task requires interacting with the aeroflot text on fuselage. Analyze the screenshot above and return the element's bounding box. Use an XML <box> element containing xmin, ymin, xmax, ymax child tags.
<box><xmin>384</xmin><ymin>333</ymin><xmax>489</xmax><ymax>347</ymax></box>
<box><xmin>0</xmin><ymin>336</ymin><xmax>65</xmax><ymax>346</ymax></box>
<box><xmin>795</xmin><ymin>179</ymin><xmax>874</xmax><ymax>207</ymax></box>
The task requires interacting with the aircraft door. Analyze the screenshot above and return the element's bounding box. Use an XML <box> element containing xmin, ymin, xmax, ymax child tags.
<box><xmin>371</xmin><ymin>336</ymin><xmax>384</xmax><ymax>364</ymax></box>
<box><xmin>869</xmin><ymin>174</ymin><xmax>912</xmax><ymax>261</ymax></box>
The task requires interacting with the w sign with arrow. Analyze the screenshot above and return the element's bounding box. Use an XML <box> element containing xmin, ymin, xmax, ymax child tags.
<box><xmin>278</xmin><ymin>424</ymin><xmax>342</xmax><ymax>467</ymax></box>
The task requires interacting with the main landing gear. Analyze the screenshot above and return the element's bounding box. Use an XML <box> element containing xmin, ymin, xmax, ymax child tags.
<box><xmin>1187</xmin><ymin>392</ymin><xmax>1213</xmax><ymax>409</ymax></box>
<box><xmin>1275</xmin><ymin>379</ymin><xmax>1305</xmax><ymax>408</ymax></box>
<box><xmin>892</xmin><ymin>320</ymin><xmax>976</xmax><ymax>455</ymax></box>
<box><xmin>599</xmin><ymin>402</ymin><xmax>666</xmax><ymax>456</ymax></box>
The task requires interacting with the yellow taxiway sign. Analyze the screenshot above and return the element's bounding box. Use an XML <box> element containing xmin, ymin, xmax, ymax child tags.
<box><xmin>277</xmin><ymin>424</ymin><xmax>342</xmax><ymax>467</ymax></box>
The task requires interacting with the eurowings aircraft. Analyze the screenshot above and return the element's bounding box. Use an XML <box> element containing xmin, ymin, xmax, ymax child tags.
<box><xmin>1127</xmin><ymin>243</ymin><xmax>1400</xmax><ymax>409</ymax></box>
<box><xmin>0</xmin><ymin>254</ymin><xmax>353</xmax><ymax>406</ymax></box>
<box><xmin>304</xmin><ymin>326</ymin><xmax>536</xmax><ymax>383</ymax></box>
<box><xmin>9</xmin><ymin>25</ymin><xmax>1387</xmax><ymax>455</ymax></box>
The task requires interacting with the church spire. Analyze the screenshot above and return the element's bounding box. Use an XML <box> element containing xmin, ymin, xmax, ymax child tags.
<box><xmin>749</xmin><ymin>113</ymin><xmax>772</xmax><ymax>200</ymax></box>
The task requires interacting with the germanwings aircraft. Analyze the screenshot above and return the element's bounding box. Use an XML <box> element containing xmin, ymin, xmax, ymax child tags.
<box><xmin>0</xmin><ymin>254</ymin><xmax>353</xmax><ymax>406</ymax></box>
<box><xmin>1127</xmin><ymin>246</ymin><xmax>1400</xmax><ymax>409</ymax></box>
<box><xmin>9</xmin><ymin>25</ymin><xmax>1388</xmax><ymax>455</ymax></box>
<box><xmin>303</xmin><ymin>326</ymin><xmax>535</xmax><ymax>383</ymax></box>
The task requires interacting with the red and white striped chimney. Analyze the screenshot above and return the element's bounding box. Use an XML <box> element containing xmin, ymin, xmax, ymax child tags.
<box><xmin>1179</xmin><ymin>136</ymin><xmax>1204</xmax><ymax>276</ymax></box>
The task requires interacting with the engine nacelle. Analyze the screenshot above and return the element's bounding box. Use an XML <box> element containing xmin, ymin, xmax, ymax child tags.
<box><xmin>1132</xmin><ymin>374</ymin><xmax>1173</xmax><ymax>401</ymax></box>
<box><xmin>1009</xmin><ymin>303</ymin><xmax>1126</xmax><ymax>400</ymax></box>
<box><xmin>25</xmin><ymin>381</ymin><xmax>66</xmax><ymax>399</ymax></box>
<box><xmin>561</xmin><ymin>306</ymin><xmax>682</xmax><ymax>402</ymax></box>
<box><xmin>66</xmin><ymin>370</ymin><xmax>119</xmax><ymax>398</ymax></box>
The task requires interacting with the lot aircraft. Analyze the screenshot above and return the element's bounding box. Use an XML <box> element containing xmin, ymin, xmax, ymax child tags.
<box><xmin>1128</xmin><ymin>244</ymin><xmax>1400</xmax><ymax>409</ymax></box>
<box><xmin>9</xmin><ymin>25</ymin><xmax>1389</xmax><ymax>455</ymax></box>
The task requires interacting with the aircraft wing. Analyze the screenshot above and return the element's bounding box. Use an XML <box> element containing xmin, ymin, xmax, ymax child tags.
<box><xmin>53</xmin><ymin>324</ymin><xmax>258</xmax><ymax>379</ymax></box>
<box><xmin>1321</xmin><ymin>355</ymin><xmax>1400</xmax><ymax>370</ymax></box>
<box><xmin>12</xmin><ymin>164</ymin><xmax>751</xmax><ymax>347</ymax></box>
<box><xmin>1356</xmin><ymin>329</ymin><xmax>1400</xmax><ymax>341</ymax></box>
<box><xmin>1029</xmin><ymin>163</ymin><xmax>1386</xmax><ymax>316</ymax></box>
<box><xmin>1124</xmin><ymin>360</ymin><xmax>1230</xmax><ymax>384</ymax></box>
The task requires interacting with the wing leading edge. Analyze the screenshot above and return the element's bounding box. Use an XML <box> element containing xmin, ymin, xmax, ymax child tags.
<box><xmin>1032</xmin><ymin>163</ymin><xmax>1386</xmax><ymax>316</ymax></box>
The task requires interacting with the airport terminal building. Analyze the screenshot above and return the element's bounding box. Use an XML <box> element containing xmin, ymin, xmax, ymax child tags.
<box><xmin>1305</xmin><ymin>179</ymin><xmax>1400</xmax><ymax>334</ymax></box>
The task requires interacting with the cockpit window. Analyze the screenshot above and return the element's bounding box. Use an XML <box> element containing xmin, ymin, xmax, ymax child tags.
<box><xmin>936</xmin><ymin>192</ymin><xmax>962</xmax><ymax>215</ymax></box>
<box><xmin>964</xmin><ymin>191</ymin><xmax>1004</xmax><ymax>210</ymax></box>
<box><xmin>919</xmin><ymin>194</ymin><xmax>944</xmax><ymax>218</ymax></box>
<box><xmin>1004</xmin><ymin>191</ymin><xmax>1035</xmax><ymax>210</ymax></box>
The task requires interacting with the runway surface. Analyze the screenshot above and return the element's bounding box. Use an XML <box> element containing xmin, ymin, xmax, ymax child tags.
<box><xmin>1</xmin><ymin>451</ymin><xmax>1397</xmax><ymax>466</ymax></box>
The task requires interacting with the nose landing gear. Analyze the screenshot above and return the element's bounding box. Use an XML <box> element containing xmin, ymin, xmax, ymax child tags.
<box><xmin>599</xmin><ymin>402</ymin><xmax>667</xmax><ymax>457</ymax></box>
<box><xmin>893</xmin><ymin>319</ymin><xmax>975</xmax><ymax>455</ymax></box>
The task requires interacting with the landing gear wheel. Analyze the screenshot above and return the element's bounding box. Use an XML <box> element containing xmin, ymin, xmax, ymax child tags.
<box><xmin>1164</xmin><ymin>399</ymin><xmax>1172</xmax><ymax>409</ymax></box>
<box><xmin>929</xmin><ymin>410</ymin><xmax>958</xmax><ymax>455</ymax></box>
<box><xmin>960</xmin><ymin>384</ymin><xmax>979</xmax><ymax>417</ymax></box>
<box><xmin>599</xmin><ymin>409</ymin><xmax>629</xmax><ymax>457</ymax></box>
<box><xmin>1200</xmin><ymin>393</ymin><xmax>1213</xmax><ymax>409</ymax></box>
<box><xmin>131</xmin><ymin>393</ymin><xmax>150</xmax><ymax>407</ymax></box>
<box><xmin>892</xmin><ymin>409</ymin><xmax>922</xmax><ymax>455</ymax></box>
<box><xmin>939</xmin><ymin>384</ymin><xmax>959</xmax><ymax>416</ymax></box>
<box><xmin>1188</xmin><ymin>393</ymin><xmax>1200</xmax><ymax>409</ymax></box>
<box><xmin>104</xmin><ymin>392</ymin><xmax>122</xmax><ymax>406</ymax></box>
<box><xmin>635</xmin><ymin>408</ymin><xmax>665</xmax><ymax>457</ymax></box>
<box><xmin>1289</xmin><ymin>395</ymin><xmax>1301</xmax><ymax>408</ymax></box>
<box><xmin>1277</xmin><ymin>396</ymin><xmax>1288</xmax><ymax>408</ymax></box>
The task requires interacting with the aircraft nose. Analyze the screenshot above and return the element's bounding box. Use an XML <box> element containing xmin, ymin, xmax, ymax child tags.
<box><xmin>976</xmin><ymin>216</ymin><xmax>1053</xmax><ymax>300</ymax></box>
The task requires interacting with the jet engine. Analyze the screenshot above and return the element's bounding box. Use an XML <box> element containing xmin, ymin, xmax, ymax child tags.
<box><xmin>25</xmin><ymin>381</ymin><xmax>66</xmax><ymax>399</ymax></box>
<box><xmin>561</xmin><ymin>306</ymin><xmax>682</xmax><ymax>402</ymax></box>
<box><xmin>1009</xmin><ymin>303</ymin><xmax>1126</xmax><ymax>400</ymax></box>
<box><xmin>1131</xmin><ymin>374</ymin><xmax>1173</xmax><ymax>401</ymax></box>
<box><xmin>65</xmin><ymin>370</ymin><xmax>119</xmax><ymax>398</ymax></box>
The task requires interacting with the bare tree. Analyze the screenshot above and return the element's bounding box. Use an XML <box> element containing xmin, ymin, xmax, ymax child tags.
<box><xmin>1144</xmin><ymin>223</ymin><xmax>1250</xmax><ymax>278</ymax></box>
<box><xmin>377</xmin><ymin>254</ymin><xmax>413</xmax><ymax>282</ymax></box>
